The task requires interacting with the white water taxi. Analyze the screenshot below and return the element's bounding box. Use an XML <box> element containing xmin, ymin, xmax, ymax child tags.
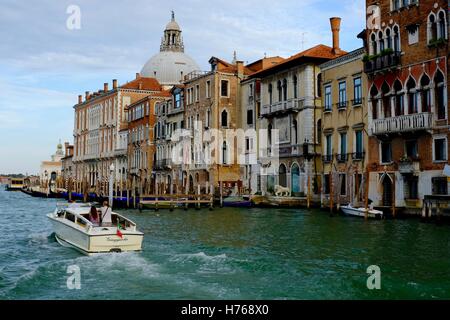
<box><xmin>341</xmin><ymin>205</ymin><xmax>384</xmax><ymax>219</ymax></box>
<box><xmin>47</xmin><ymin>203</ymin><xmax>144</xmax><ymax>255</ymax></box>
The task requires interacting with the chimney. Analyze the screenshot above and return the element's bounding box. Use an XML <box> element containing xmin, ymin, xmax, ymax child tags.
<box><xmin>330</xmin><ymin>17</ymin><xmax>342</xmax><ymax>54</ymax></box>
<box><xmin>236</xmin><ymin>61</ymin><xmax>244</xmax><ymax>77</ymax></box>
<box><xmin>136</xmin><ymin>72</ymin><xmax>141</xmax><ymax>79</ymax></box>
<box><xmin>104</xmin><ymin>83</ymin><xmax>109</xmax><ymax>92</ymax></box>
<box><xmin>85</xmin><ymin>91</ymin><xmax>90</xmax><ymax>100</ymax></box>
<box><xmin>113</xmin><ymin>79</ymin><xmax>118</xmax><ymax>90</ymax></box>
<box><xmin>78</xmin><ymin>95</ymin><xmax>82</xmax><ymax>104</ymax></box>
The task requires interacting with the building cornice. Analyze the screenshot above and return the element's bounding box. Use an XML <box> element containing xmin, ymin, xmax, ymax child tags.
<box><xmin>320</xmin><ymin>47</ymin><xmax>366</xmax><ymax>71</ymax></box>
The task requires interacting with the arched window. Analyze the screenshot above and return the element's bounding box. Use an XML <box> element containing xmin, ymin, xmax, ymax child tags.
<box><xmin>429</xmin><ymin>13</ymin><xmax>438</xmax><ymax>42</ymax></box>
<box><xmin>420</xmin><ymin>75</ymin><xmax>431</xmax><ymax>113</ymax></box>
<box><xmin>293</xmin><ymin>75</ymin><xmax>298</xmax><ymax>99</ymax></box>
<box><xmin>438</xmin><ymin>11</ymin><xmax>447</xmax><ymax>39</ymax></box>
<box><xmin>393</xmin><ymin>26</ymin><xmax>400</xmax><ymax>52</ymax></box>
<box><xmin>221</xmin><ymin>109</ymin><xmax>228</xmax><ymax>127</ymax></box>
<box><xmin>222</xmin><ymin>142</ymin><xmax>228</xmax><ymax>164</ymax></box>
<box><xmin>370</xmin><ymin>33</ymin><xmax>377</xmax><ymax>55</ymax></box>
<box><xmin>394</xmin><ymin>80</ymin><xmax>404</xmax><ymax>116</ymax></box>
<box><xmin>435</xmin><ymin>71</ymin><xmax>446</xmax><ymax>119</ymax></box>
<box><xmin>370</xmin><ymin>85</ymin><xmax>379</xmax><ymax>120</ymax></box>
<box><xmin>378</xmin><ymin>31</ymin><xmax>385</xmax><ymax>52</ymax></box>
<box><xmin>268</xmin><ymin>83</ymin><xmax>273</xmax><ymax>105</ymax></box>
<box><xmin>381</xmin><ymin>81</ymin><xmax>391</xmax><ymax>118</ymax></box>
<box><xmin>277</xmin><ymin>80</ymin><xmax>282</xmax><ymax>101</ymax></box>
<box><xmin>386</xmin><ymin>28</ymin><xmax>392</xmax><ymax>49</ymax></box>
<box><xmin>406</xmin><ymin>77</ymin><xmax>418</xmax><ymax>114</ymax></box>
<box><xmin>282</xmin><ymin>79</ymin><xmax>288</xmax><ymax>101</ymax></box>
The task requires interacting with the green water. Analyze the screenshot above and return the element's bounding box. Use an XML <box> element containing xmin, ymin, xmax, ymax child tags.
<box><xmin>1</xmin><ymin>187</ymin><xmax>450</xmax><ymax>299</ymax></box>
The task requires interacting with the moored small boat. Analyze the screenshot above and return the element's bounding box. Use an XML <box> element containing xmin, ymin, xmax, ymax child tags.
<box><xmin>47</xmin><ymin>203</ymin><xmax>144</xmax><ymax>255</ymax></box>
<box><xmin>341</xmin><ymin>205</ymin><xmax>383</xmax><ymax>219</ymax></box>
<box><xmin>223</xmin><ymin>196</ymin><xmax>253</xmax><ymax>208</ymax></box>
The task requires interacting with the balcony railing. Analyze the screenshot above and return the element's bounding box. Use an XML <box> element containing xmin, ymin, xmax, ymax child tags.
<box><xmin>261</xmin><ymin>99</ymin><xmax>305</xmax><ymax>116</ymax></box>
<box><xmin>352</xmin><ymin>152</ymin><xmax>366</xmax><ymax>160</ymax></box>
<box><xmin>322</xmin><ymin>155</ymin><xmax>333</xmax><ymax>163</ymax></box>
<box><xmin>364</xmin><ymin>51</ymin><xmax>401</xmax><ymax>74</ymax></box>
<box><xmin>352</xmin><ymin>98</ymin><xmax>363</xmax><ymax>106</ymax></box>
<box><xmin>337</xmin><ymin>154</ymin><xmax>348</xmax><ymax>162</ymax></box>
<box><xmin>371</xmin><ymin>112</ymin><xmax>432</xmax><ymax>135</ymax></box>
<box><xmin>336</xmin><ymin>101</ymin><xmax>348</xmax><ymax>110</ymax></box>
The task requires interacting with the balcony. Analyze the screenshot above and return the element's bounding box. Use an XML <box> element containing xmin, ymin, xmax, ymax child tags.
<box><xmin>335</xmin><ymin>101</ymin><xmax>348</xmax><ymax>110</ymax></box>
<box><xmin>364</xmin><ymin>51</ymin><xmax>401</xmax><ymax>74</ymax></box>
<box><xmin>337</xmin><ymin>154</ymin><xmax>349</xmax><ymax>163</ymax></box>
<box><xmin>398</xmin><ymin>160</ymin><xmax>420</xmax><ymax>174</ymax></box>
<box><xmin>352</xmin><ymin>152</ymin><xmax>366</xmax><ymax>161</ymax></box>
<box><xmin>261</xmin><ymin>99</ymin><xmax>305</xmax><ymax>117</ymax></box>
<box><xmin>322</xmin><ymin>155</ymin><xmax>333</xmax><ymax>163</ymax></box>
<box><xmin>154</xmin><ymin>159</ymin><xmax>172</xmax><ymax>170</ymax></box>
<box><xmin>352</xmin><ymin>98</ymin><xmax>363</xmax><ymax>106</ymax></box>
<box><xmin>371</xmin><ymin>112</ymin><xmax>432</xmax><ymax>135</ymax></box>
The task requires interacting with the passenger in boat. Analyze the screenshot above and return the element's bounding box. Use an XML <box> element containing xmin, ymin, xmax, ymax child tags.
<box><xmin>100</xmin><ymin>201</ymin><xmax>112</xmax><ymax>227</ymax></box>
<box><xmin>89</xmin><ymin>206</ymin><xmax>99</xmax><ymax>225</ymax></box>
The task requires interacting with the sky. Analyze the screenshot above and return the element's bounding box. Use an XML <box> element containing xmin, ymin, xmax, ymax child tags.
<box><xmin>0</xmin><ymin>0</ymin><xmax>365</xmax><ymax>175</ymax></box>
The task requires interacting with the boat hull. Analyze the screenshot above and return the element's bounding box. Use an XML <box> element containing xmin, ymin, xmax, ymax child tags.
<box><xmin>341</xmin><ymin>206</ymin><xmax>383</xmax><ymax>219</ymax></box>
<box><xmin>48</xmin><ymin>215</ymin><xmax>143</xmax><ymax>255</ymax></box>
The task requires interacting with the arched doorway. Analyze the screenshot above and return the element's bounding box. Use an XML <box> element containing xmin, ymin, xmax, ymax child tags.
<box><xmin>189</xmin><ymin>175</ymin><xmax>194</xmax><ymax>194</ymax></box>
<box><xmin>291</xmin><ymin>163</ymin><xmax>300</xmax><ymax>193</ymax></box>
<box><xmin>167</xmin><ymin>176</ymin><xmax>172</xmax><ymax>194</ymax></box>
<box><xmin>382</xmin><ymin>175</ymin><xmax>393</xmax><ymax>206</ymax></box>
<box><xmin>279</xmin><ymin>164</ymin><xmax>287</xmax><ymax>187</ymax></box>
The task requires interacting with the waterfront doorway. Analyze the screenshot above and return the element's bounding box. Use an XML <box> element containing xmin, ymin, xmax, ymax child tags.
<box><xmin>382</xmin><ymin>176</ymin><xmax>393</xmax><ymax>206</ymax></box>
<box><xmin>291</xmin><ymin>164</ymin><xmax>300</xmax><ymax>194</ymax></box>
<box><xmin>279</xmin><ymin>164</ymin><xmax>287</xmax><ymax>187</ymax></box>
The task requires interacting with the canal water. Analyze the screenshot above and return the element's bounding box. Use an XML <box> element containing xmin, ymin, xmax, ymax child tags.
<box><xmin>1</xmin><ymin>187</ymin><xmax>450</xmax><ymax>300</ymax></box>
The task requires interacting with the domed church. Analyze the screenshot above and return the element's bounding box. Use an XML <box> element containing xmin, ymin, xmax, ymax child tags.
<box><xmin>141</xmin><ymin>11</ymin><xmax>200</xmax><ymax>88</ymax></box>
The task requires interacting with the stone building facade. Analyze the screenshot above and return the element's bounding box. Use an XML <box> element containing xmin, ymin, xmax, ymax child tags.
<box><xmin>127</xmin><ymin>91</ymin><xmax>170</xmax><ymax>198</ymax></box>
<box><xmin>250</xmin><ymin>18</ymin><xmax>346</xmax><ymax>197</ymax></box>
<box><xmin>320</xmin><ymin>48</ymin><xmax>369</xmax><ymax>207</ymax></box>
<box><xmin>364</xmin><ymin>0</ymin><xmax>450</xmax><ymax>211</ymax></box>
<box><xmin>72</xmin><ymin>76</ymin><xmax>163</xmax><ymax>196</ymax></box>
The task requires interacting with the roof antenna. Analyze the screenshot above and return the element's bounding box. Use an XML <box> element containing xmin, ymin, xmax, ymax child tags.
<box><xmin>301</xmin><ymin>32</ymin><xmax>307</xmax><ymax>50</ymax></box>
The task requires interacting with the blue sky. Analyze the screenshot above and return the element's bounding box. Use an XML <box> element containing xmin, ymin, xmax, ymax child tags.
<box><xmin>0</xmin><ymin>0</ymin><xmax>365</xmax><ymax>174</ymax></box>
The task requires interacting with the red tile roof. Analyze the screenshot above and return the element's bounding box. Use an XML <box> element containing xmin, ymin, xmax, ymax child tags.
<box><xmin>120</xmin><ymin>77</ymin><xmax>162</xmax><ymax>91</ymax></box>
<box><xmin>250</xmin><ymin>45</ymin><xmax>347</xmax><ymax>78</ymax></box>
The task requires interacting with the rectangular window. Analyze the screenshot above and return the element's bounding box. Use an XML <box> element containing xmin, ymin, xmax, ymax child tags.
<box><xmin>355</xmin><ymin>131</ymin><xmax>363</xmax><ymax>156</ymax></box>
<box><xmin>432</xmin><ymin>177</ymin><xmax>448</xmax><ymax>195</ymax></box>
<box><xmin>405</xmin><ymin>140</ymin><xmax>418</xmax><ymax>159</ymax></box>
<box><xmin>246</xmin><ymin>138</ymin><xmax>250</xmax><ymax>152</ymax></box>
<box><xmin>195</xmin><ymin>85</ymin><xmax>200</xmax><ymax>102</ymax></box>
<box><xmin>324</xmin><ymin>85</ymin><xmax>332</xmax><ymax>111</ymax></box>
<box><xmin>247</xmin><ymin>109</ymin><xmax>253</xmax><ymax>125</ymax></box>
<box><xmin>221</xmin><ymin>80</ymin><xmax>229</xmax><ymax>97</ymax></box>
<box><xmin>381</xmin><ymin>141</ymin><xmax>392</xmax><ymax>163</ymax></box>
<box><xmin>353</xmin><ymin>77</ymin><xmax>362</xmax><ymax>105</ymax></box>
<box><xmin>405</xmin><ymin>176</ymin><xmax>419</xmax><ymax>199</ymax></box>
<box><xmin>340</xmin><ymin>132</ymin><xmax>347</xmax><ymax>156</ymax></box>
<box><xmin>434</xmin><ymin>138</ymin><xmax>447</xmax><ymax>162</ymax></box>
<box><xmin>206</xmin><ymin>81</ymin><xmax>211</xmax><ymax>98</ymax></box>
<box><xmin>249</xmin><ymin>84</ymin><xmax>253</xmax><ymax>97</ymax></box>
<box><xmin>338</xmin><ymin>81</ymin><xmax>347</xmax><ymax>108</ymax></box>
<box><xmin>326</xmin><ymin>135</ymin><xmax>332</xmax><ymax>156</ymax></box>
